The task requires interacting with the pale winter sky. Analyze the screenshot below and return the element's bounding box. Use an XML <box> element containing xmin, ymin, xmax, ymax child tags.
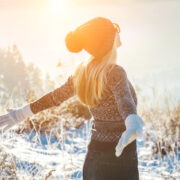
<box><xmin>0</xmin><ymin>0</ymin><xmax>180</xmax><ymax>86</ymax></box>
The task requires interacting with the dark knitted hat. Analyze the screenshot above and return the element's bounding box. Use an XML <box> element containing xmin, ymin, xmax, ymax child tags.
<box><xmin>65</xmin><ymin>17</ymin><xmax>119</xmax><ymax>59</ymax></box>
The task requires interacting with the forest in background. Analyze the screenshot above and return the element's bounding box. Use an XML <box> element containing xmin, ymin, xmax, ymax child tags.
<box><xmin>0</xmin><ymin>44</ymin><xmax>56</xmax><ymax>109</ymax></box>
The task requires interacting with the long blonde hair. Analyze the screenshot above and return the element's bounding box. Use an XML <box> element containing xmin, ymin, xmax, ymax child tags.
<box><xmin>73</xmin><ymin>38</ymin><xmax>117</xmax><ymax>107</ymax></box>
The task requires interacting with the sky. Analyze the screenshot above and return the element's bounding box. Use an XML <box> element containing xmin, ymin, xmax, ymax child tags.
<box><xmin>0</xmin><ymin>0</ymin><xmax>180</xmax><ymax>87</ymax></box>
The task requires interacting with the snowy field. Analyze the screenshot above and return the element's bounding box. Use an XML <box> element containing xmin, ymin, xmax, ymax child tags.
<box><xmin>0</xmin><ymin>120</ymin><xmax>179</xmax><ymax>180</ymax></box>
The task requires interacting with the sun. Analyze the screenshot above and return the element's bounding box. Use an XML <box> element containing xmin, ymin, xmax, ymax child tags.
<box><xmin>51</xmin><ymin>0</ymin><xmax>66</xmax><ymax>12</ymax></box>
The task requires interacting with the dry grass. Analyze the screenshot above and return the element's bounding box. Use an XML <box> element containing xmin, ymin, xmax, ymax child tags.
<box><xmin>135</xmin><ymin>85</ymin><xmax>180</xmax><ymax>179</ymax></box>
<box><xmin>0</xmin><ymin>146</ymin><xmax>18</xmax><ymax>179</ymax></box>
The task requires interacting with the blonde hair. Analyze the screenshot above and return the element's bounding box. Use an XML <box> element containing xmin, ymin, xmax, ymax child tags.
<box><xmin>72</xmin><ymin>38</ymin><xmax>117</xmax><ymax>107</ymax></box>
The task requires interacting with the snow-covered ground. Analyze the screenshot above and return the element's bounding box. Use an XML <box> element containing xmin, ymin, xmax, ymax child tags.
<box><xmin>0</xmin><ymin>120</ymin><xmax>179</xmax><ymax>180</ymax></box>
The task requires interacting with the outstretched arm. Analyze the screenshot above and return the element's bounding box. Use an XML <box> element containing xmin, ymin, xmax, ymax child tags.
<box><xmin>108</xmin><ymin>64</ymin><xmax>144</xmax><ymax>157</ymax></box>
<box><xmin>30</xmin><ymin>75</ymin><xmax>75</xmax><ymax>114</ymax></box>
<box><xmin>0</xmin><ymin>75</ymin><xmax>75</xmax><ymax>132</ymax></box>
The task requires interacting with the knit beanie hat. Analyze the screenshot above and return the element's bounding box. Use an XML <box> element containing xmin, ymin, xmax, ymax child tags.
<box><xmin>65</xmin><ymin>17</ymin><xmax>120</xmax><ymax>59</ymax></box>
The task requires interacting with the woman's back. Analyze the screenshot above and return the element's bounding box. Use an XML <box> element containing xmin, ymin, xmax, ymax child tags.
<box><xmin>89</xmin><ymin>64</ymin><xmax>137</xmax><ymax>143</ymax></box>
<box><xmin>30</xmin><ymin>63</ymin><xmax>137</xmax><ymax>144</ymax></box>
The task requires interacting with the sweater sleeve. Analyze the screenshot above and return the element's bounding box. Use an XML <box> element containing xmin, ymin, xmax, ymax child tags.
<box><xmin>107</xmin><ymin>65</ymin><xmax>137</xmax><ymax>120</ymax></box>
<box><xmin>128</xmin><ymin>79</ymin><xmax>138</xmax><ymax>106</ymax></box>
<box><xmin>30</xmin><ymin>75</ymin><xmax>75</xmax><ymax>114</ymax></box>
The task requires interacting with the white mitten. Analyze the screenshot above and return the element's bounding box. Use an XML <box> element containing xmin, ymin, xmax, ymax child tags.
<box><xmin>0</xmin><ymin>104</ymin><xmax>34</xmax><ymax>132</ymax></box>
<box><xmin>115</xmin><ymin>114</ymin><xmax>145</xmax><ymax>157</ymax></box>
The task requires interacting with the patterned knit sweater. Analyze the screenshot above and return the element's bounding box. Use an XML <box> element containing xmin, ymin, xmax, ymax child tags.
<box><xmin>30</xmin><ymin>64</ymin><xmax>137</xmax><ymax>144</ymax></box>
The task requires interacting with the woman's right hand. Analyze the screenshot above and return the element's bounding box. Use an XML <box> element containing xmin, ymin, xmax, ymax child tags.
<box><xmin>0</xmin><ymin>104</ymin><xmax>34</xmax><ymax>132</ymax></box>
<box><xmin>115</xmin><ymin>114</ymin><xmax>145</xmax><ymax>157</ymax></box>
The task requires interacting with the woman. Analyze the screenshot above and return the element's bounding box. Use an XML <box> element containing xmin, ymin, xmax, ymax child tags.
<box><xmin>0</xmin><ymin>17</ymin><xmax>144</xmax><ymax>180</ymax></box>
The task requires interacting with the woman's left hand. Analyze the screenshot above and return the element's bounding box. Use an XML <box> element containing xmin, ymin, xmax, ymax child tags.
<box><xmin>115</xmin><ymin>114</ymin><xmax>145</xmax><ymax>157</ymax></box>
<box><xmin>0</xmin><ymin>104</ymin><xmax>34</xmax><ymax>132</ymax></box>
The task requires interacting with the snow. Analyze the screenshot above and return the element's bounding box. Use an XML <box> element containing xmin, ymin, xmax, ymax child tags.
<box><xmin>0</xmin><ymin>120</ymin><xmax>179</xmax><ymax>180</ymax></box>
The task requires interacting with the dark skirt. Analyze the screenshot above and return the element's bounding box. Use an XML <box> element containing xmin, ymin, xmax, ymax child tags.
<box><xmin>82</xmin><ymin>140</ymin><xmax>139</xmax><ymax>180</ymax></box>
